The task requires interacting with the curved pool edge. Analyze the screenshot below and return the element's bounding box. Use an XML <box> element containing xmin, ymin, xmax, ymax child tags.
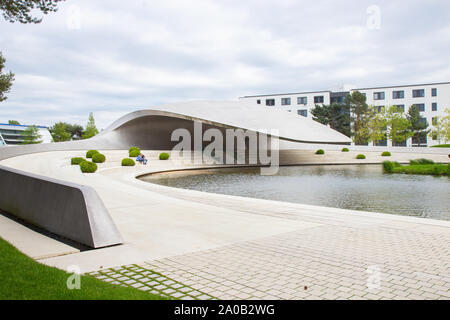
<box><xmin>115</xmin><ymin>164</ymin><xmax>450</xmax><ymax>228</ymax></box>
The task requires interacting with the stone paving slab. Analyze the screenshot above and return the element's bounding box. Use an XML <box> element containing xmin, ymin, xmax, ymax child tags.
<box><xmin>87</xmin><ymin>264</ymin><xmax>216</xmax><ymax>300</ymax></box>
<box><xmin>90</xmin><ymin>223</ymin><xmax>449</xmax><ymax>300</ymax></box>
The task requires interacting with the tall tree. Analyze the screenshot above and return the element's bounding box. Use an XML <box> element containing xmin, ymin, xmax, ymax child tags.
<box><xmin>0</xmin><ymin>0</ymin><xmax>64</xmax><ymax>24</ymax></box>
<box><xmin>345</xmin><ymin>91</ymin><xmax>370</xmax><ymax>145</ymax></box>
<box><xmin>361</xmin><ymin>106</ymin><xmax>387</xmax><ymax>145</ymax></box>
<box><xmin>443</xmin><ymin>107</ymin><xmax>450</xmax><ymax>143</ymax></box>
<box><xmin>407</xmin><ymin>105</ymin><xmax>429</xmax><ymax>146</ymax></box>
<box><xmin>0</xmin><ymin>52</ymin><xmax>14</xmax><ymax>102</ymax></box>
<box><xmin>431</xmin><ymin>107</ymin><xmax>450</xmax><ymax>144</ymax></box>
<box><xmin>66</xmin><ymin>123</ymin><xmax>84</xmax><ymax>140</ymax></box>
<box><xmin>82</xmin><ymin>112</ymin><xmax>99</xmax><ymax>139</ymax></box>
<box><xmin>386</xmin><ymin>105</ymin><xmax>412</xmax><ymax>146</ymax></box>
<box><xmin>311</xmin><ymin>103</ymin><xmax>351</xmax><ymax>137</ymax></box>
<box><xmin>8</xmin><ymin>120</ymin><xmax>20</xmax><ymax>125</ymax></box>
<box><xmin>49</xmin><ymin>122</ymin><xmax>71</xmax><ymax>142</ymax></box>
<box><xmin>20</xmin><ymin>125</ymin><xmax>42</xmax><ymax>144</ymax></box>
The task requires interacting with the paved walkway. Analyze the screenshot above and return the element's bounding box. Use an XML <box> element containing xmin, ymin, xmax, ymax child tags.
<box><xmin>1</xmin><ymin>149</ymin><xmax>449</xmax><ymax>300</ymax></box>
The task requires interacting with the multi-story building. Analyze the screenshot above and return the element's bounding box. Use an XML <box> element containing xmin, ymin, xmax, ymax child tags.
<box><xmin>0</xmin><ymin>123</ymin><xmax>53</xmax><ymax>146</ymax></box>
<box><xmin>240</xmin><ymin>81</ymin><xmax>450</xmax><ymax>147</ymax></box>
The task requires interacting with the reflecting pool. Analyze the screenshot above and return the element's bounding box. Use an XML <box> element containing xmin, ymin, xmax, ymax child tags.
<box><xmin>142</xmin><ymin>165</ymin><xmax>450</xmax><ymax>221</ymax></box>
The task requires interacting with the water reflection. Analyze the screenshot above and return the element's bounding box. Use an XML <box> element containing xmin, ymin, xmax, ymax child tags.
<box><xmin>141</xmin><ymin>165</ymin><xmax>450</xmax><ymax>221</ymax></box>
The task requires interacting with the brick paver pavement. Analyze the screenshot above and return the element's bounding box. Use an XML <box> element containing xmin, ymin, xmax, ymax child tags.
<box><xmin>89</xmin><ymin>223</ymin><xmax>449</xmax><ymax>300</ymax></box>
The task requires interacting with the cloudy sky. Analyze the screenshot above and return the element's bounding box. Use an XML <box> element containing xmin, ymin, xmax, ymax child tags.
<box><xmin>0</xmin><ymin>0</ymin><xmax>449</xmax><ymax>129</ymax></box>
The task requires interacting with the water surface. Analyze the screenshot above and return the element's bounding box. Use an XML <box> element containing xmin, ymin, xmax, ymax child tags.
<box><xmin>142</xmin><ymin>165</ymin><xmax>450</xmax><ymax>221</ymax></box>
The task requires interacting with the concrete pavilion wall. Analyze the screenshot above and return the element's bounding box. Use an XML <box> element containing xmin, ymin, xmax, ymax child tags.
<box><xmin>0</xmin><ymin>165</ymin><xmax>122</xmax><ymax>248</ymax></box>
<box><xmin>0</xmin><ymin>106</ymin><xmax>351</xmax><ymax>249</ymax></box>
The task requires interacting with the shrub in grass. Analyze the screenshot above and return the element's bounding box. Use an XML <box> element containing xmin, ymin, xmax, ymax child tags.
<box><xmin>381</xmin><ymin>151</ymin><xmax>391</xmax><ymax>157</ymax></box>
<box><xmin>79</xmin><ymin>161</ymin><xmax>97</xmax><ymax>173</ymax></box>
<box><xmin>315</xmin><ymin>149</ymin><xmax>325</xmax><ymax>155</ymax></box>
<box><xmin>382</xmin><ymin>161</ymin><xmax>394</xmax><ymax>173</ymax></box>
<box><xmin>121</xmin><ymin>158</ymin><xmax>135</xmax><ymax>166</ymax></box>
<box><xmin>129</xmin><ymin>147</ymin><xmax>141</xmax><ymax>157</ymax></box>
<box><xmin>341</xmin><ymin>147</ymin><xmax>349</xmax><ymax>152</ymax></box>
<box><xmin>92</xmin><ymin>153</ymin><xmax>106</xmax><ymax>163</ymax></box>
<box><xmin>86</xmin><ymin>150</ymin><xmax>99</xmax><ymax>158</ymax></box>
<box><xmin>410</xmin><ymin>158</ymin><xmax>434</xmax><ymax>165</ymax></box>
<box><xmin>356</xmin><ymin>154</ymin><xmax>366</xmax><ymax>159</ymax></box>
<box><xmin>71</xmin><ymin>157</ymin><xmax>85</xmax><ymax>165</ymax></box>
<box><xmin>159</xmin><ymin>152</ymin><xmax>170</xmax><ymax>160</ymax></box>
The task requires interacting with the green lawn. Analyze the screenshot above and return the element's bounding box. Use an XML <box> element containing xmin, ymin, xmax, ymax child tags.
<box><xmin>0</xmin><ymin>237</ymin><xmax>166</xmax><ymax>300</ymax></box>
<box><xmin>430</xmin><ymin>144</ymin><xmax>450</xmax><ymax>148</ymax></box>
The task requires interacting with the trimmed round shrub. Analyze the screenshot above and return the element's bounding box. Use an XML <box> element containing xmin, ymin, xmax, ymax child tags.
<box><xmin>121</xmin><ymin>158</ymin><xmax>135</xmax><ymax>166</ymax></box>
<box><xmin>315</xmin><ymin>149</ymin><xmax>325</xmax><ymax>155</ymax></box>
<box><xmin>356</xmin><ymin>154</ymin><xmax>366</xmax><ymax>159</ymax></box>
<box><xmin>92</xmin><ymin>153</ymin><xmax>106</xmax><ymax>163</ymax></box>
<box><xmin>159</xmin><ymin>152</ymin><xmax>170</xmax><ymax>160</ymax></box>
<box><xmin>129</xmin><ymin>147</ymin><xmax>141</xmax><ymax>157</ymax></box>
<box><xmin>86</xmin><ymin>150</ymin><xmax>99</xmax><ymax>158</ymax></box>
<box><xmin>71</xmin><ymin>157</ymin><xmax>85</xmax><ymax>165</ymax></box>
<box><xmin>341</xmin><ymin>147</ymin><xmax>349</xmax><ymax>152</ymax></box>
<box><xmin>79</xmin><ymin>160</ymin><xmax>97</xmax><ymax>173</ymax></box>
<box><xmin>382</xmin><ymin>161</ymin><xmax>393</xmax><ymax>173</ymax></box>
<box><xmin>381</xmin><ymin>151</ymin><xmax>391</xmax><ymax>157</ymax></box>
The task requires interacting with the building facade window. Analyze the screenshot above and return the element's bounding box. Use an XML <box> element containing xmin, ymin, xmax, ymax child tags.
<box><xmin>314</xmin><ymin>96</ymin><xmax>324</xmax><ymax>103</ymax></box>
<box><xmin>432</xmin><ymin>117</ymin><xmax>438</xmax><ymax>126</ymax></box>
<box><xmin>394</xmin><ymin>105</ymin><xmax>405</xmax><ymax>112</ymax></box>
<box><xmin>373</xmin><ymin>92</ymin><xmax>385</xmax><ymax>100</ymax></box>
<box><xmin>431</xmin><ymin>88</ymin><xmax>437</xmax><ymax>96</ymax></box>
<box><xmin>412</xmin><ymin>89</ymin><xmax>425</xmax><ymax>97</ymax></box>
<box><xmin>376</xmin><ymin>105</ymin><xmax>385</xmax><ymax>113</ymax></box>
<box><xmin>297</xmin><ymin>97</ymin><xmax>307</xmax><ymax>105</ymax></box>
<box><xmin>281</xmin><ymin>98</ymin><xmax>291</xmax><ymax>105</ymax></box>
<box><xmin>297</xmin><ymin>109</ymin><xmax>308</xmax><ymax>117</ymax></box>
<box><xmin>414</xmin><ymin>103</ymin><xmax>425</xmax><ymax>112</ymax></box>
<box><xmin>392</xmin><ymin>90</ymin><xmax>404</xmax><ymax>99</ymax></box>
<box><xmin>266</xmin><ymin>99</ymin><xmax>275</xmax><ymax>106</ymax></box>
<box><xmin>257</xmin><ymin>99</ymin><xmax>261</xmax><ymax>104</ymax></box>
<box><xmin>432</xmin><ymin>103</ymin><xmax>437</xmax><ymax>111</ymax></box>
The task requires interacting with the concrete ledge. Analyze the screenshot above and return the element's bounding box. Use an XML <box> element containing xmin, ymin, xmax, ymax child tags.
<box><xmin>0</xmin><ymin>165</ymin><xmax>123</xmax><ymax>248</ymax></box>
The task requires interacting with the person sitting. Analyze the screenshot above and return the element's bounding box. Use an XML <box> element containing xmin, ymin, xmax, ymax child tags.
<box><xmin>136</xmin><ymin>153</ymin><xmax>147</xmax><ymax>165</ymax></box>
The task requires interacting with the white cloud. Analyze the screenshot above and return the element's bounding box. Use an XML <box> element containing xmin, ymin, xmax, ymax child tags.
<box><xmin>0</xmin><ymin>0</ymin><xmax>449</xmax><ymax>129</ymax></box>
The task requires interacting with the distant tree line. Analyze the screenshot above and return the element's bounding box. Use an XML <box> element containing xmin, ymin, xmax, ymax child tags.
<box><xmin>7</xmin><ymin>112</ymin><xmax>99</xmax><ymax>144</ymax></box>
<box><xmin>311</xmin><ymin>91</ymin><xmax>450</xmax><ymax>146</ymax></box>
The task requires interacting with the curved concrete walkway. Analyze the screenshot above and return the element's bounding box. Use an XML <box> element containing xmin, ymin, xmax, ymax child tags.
<box><xmin>0</xmin><ymin>149</ymin><xmax>449</xmax><ymax>300</ymax></box>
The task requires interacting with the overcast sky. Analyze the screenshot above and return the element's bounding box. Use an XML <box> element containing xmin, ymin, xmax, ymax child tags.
<box><xmin>0</xmin><ymin>0</ymin><xmax>449</xmax><ymax>129</ymax></box>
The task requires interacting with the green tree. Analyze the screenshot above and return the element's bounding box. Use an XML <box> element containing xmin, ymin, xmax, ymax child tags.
<box><xmin>20</xmin><ymin>125</ymin><xmax>42</xmax><ymax>144</ymax></box>
<box><xmin>430</xmin><ymin>116</ymin><xmax>444</xmax><ymax>144</ymax></box>
<box><xmin>386</xmin><ymin>105</ymin><xmax>412</xmax><ymax>146</ymax></box>
<box><xmin>8</xmin><ymin>120</ymin><xmax>20</xmax><ymax>125</ymax></box>
<box><xmin>66</xmin><ymin>123</ymin><xmax>84</xmax><ymax>140</ymax></box>
<box><xmin>0</xmin><ymin>52</ymin><xmax>15</xmax><ymax>102</ymax></box>
<box><xmin>361</xmin><ymin>106</ymin><xmax>387</xmax><ymax>145</ymax></box>
<box><xmin>345</xmin><ymin>91</ymin><xmax>370</xmax><ymax>145</ymax></box>
<box><xmin>407</xmin><ymin>105</ymin><xmax>429</xmax><ymax>146</ymax></box>
<box><xmin>311</xmin><ymin>103</ymin><xmax>351</xmax><ymax>137</ymax></box>
<box><xmin>82</xmin><ymin>112</ymin><xmax>99</xmax><ymax>139</ymax></box>
<box><xmin>49</xmin><ymin>122</ymin><xmax>71</xmax><ymax>142</ymax></box>
<box><xmin>442</xmin><ymin>107</ymin><xmax>450</xmax><ymax>143</ymax></box>
<box><xmin>430</xmin><ymin>107</ymin><xmax>450</xmax><ymax>144</ymax></box>
<box><xmin>0</xmin><ymin>0</ymin><xmax>64</xmax><ymax>24</ymax></box>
